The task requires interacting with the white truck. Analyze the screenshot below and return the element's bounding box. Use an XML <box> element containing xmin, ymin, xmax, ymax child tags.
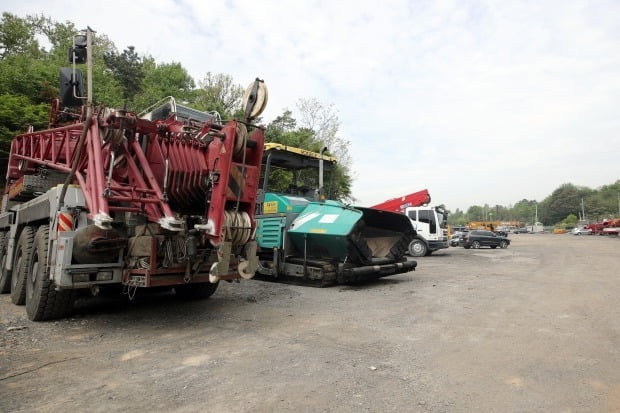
<box><xmin>403</xmin><ymin>205</ymin><xmax>449</xmax><ymax>257</ymax></box>
<box><xmin>370</xmin><ymin>190</ymin><xmax>449</xmax><ymax>257</ymax></box>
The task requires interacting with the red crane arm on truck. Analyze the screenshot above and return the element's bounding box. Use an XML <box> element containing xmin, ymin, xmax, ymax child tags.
<box><xmin>371</xmin><ymin>189</ymin><xmax>431</xmax><ymax>213</ymax></box>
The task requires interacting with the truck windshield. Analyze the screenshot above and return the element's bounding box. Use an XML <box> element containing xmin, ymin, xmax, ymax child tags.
<box><xmin>435</xmin><ymin>207</ymin><xmax>447</xmax><ymax>229</ymax></box>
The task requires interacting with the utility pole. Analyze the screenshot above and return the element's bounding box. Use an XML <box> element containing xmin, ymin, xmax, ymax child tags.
<box><xmin>581</xmin><ymin>198</ymin><xmax>586</xmax><ymax>222</ymax></box>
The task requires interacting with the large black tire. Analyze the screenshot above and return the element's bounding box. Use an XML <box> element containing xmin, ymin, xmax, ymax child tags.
<box><xmin>0</xmin><ymin>232</ymin><xmax>11</xmax><ymax>293</ymax></box>
<box><xmin>471</xmin><ymin>240</ymin><xmax>481</xmax><ymax>249</ymax></box>
<box><xmin>408</xmin><ymin>239</ymin><xmax>427</xmax><ymax>257</ymax></box>
<box><xmin>26</xmin><ymin>226</ymin><xmax>76</xmax><ymax>321</ymax></box>
<box><xmin>499</xmin><ymin>240</ymin><xmax>508</xmax><ymax>249</ymax></box>
<box><xmin>174</xmin><ymin>282</ymin><xmax>219</xmax><ymax>300</ymax></box>
<box><xmin>10</xmin><ymin>226</ymin><xmax>34</xmax><ymax>305</ymax></box>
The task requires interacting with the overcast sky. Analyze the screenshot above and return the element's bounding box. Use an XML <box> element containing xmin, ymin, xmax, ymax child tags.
<box><xmin>4</xmin><ymin>0</ymin><xmax>619</xmax><ymax>211</ymax></box>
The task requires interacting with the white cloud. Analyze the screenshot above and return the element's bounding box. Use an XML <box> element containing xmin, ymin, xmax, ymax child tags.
<box><xmin>4</xmin><ymin>0</ymin><xmax>619</xmax><ymax>211</ymax></box>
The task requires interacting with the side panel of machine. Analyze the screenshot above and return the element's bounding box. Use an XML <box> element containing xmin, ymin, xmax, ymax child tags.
<box><xmin>256</xmin><ymin>215</ymin><xmax>288</xmax><ymax>249</ymax></box>
<box><xmin>287</xmin><ymin>201</ymin><xmax>363</xmax><ymax>261</ymax></box>
<box><xmin>262</xmin><ymin>193</ymin><xmax>310</xmax><ymax>214</ymax></box>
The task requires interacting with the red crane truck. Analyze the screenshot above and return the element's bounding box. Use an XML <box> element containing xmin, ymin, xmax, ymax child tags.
<box><xmin>371</xmin><ymin>189</ymin><xmax>449</xmax><ymax>257</ymax></box>
<box><xmin>0</xmin><ymin>28</ymin><xmax>267</xmax><ymax>320</ymax></box>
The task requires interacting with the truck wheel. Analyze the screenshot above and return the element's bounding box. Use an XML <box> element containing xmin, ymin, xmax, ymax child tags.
<box><xmin>26</xmin><ymin>226</ymin><xmax>76</xmax><ymax>321</ymax></box>
<box><xmin>499</xmin><ymin>240</ymin><xmax>508</xmax><ymax>249</ymax></box>
<box><xmin>471</xmin><ymin>241</ymin><xmax>481</xmax><ymax>249</ymax></box>
<box><xmin>175</xmin><ymin>282</ymin><xmax>219</xmax><ymax>300</ymax></box>
<box><xmin>0</xmin><ymin>233</ymin><xmax>11</xmax><ymax>293</ymax></box>
<box><xmin>408</xmin><ymin>239</ymin><xmax>427</xmax><ymax>257</ymax></box>
<box><xmin>10</xmin><ymin>226</ymin><xmax>34</xmax><ymax>305</ymax></box>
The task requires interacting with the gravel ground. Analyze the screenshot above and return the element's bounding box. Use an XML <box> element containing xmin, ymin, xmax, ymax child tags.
<box><xmin>1</xmin><ymin>233</ymin><xmax>619</xmax><ymax>412</ymax></box>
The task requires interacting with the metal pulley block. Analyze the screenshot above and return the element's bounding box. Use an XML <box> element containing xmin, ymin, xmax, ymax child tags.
<box><xmin>242</xmin><ymin>78</ymin><xmax>268</xmax><ymax>121</ymax></box>
<box><xmin>234</xmin><ymin>123</ymin><xmax>248</xmax><ymax>157</ymax></box>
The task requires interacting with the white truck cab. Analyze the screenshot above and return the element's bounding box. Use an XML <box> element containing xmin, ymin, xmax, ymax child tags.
<box><xmin>404</xmin><ymin>205</ymin><xmax>449</xmax><ymax>257</ymax></box>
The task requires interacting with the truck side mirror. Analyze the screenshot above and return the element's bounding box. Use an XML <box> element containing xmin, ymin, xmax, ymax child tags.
<box><xmin>59</xmin><ymin>67</ymin><xmax>85</xmax><ymax>107</ymax></box>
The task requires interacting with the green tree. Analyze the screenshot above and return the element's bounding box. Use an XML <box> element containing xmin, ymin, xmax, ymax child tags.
<box><xmin>28</xmin><ymin>15</ymin><xmax>76</xmax><ymax>57</ymax></box>
<box><xmin>90</xmin><ymin>34</ymin><xmax>126</xmax><ymax>107</ymax></box>
<box><xmin>559</xmin><ymin>213</ymin><xmax>578</xmax><ymax>229</ymax></box>
<box><xmin>103</xmin><ymin>45</ymin><xmax>145</xmax><ymax>102</ymax></box>
<box><xmin>133</xmin><ymin>59</ymin><xmax>196</xmax><ymax>111</ymax></box>
<box><xmin>264</xmin><ymin>109</ymin><xmax>352</xmax><ymax>201</ymax></box>
<box><xmin>0</xmin><ymin>54</ymin><xmax>56</xmax><ymax>103</ymax></box>
<box><xmin>0</xmin><ymin>13</ymin><xmax>41</xmax><ymax>58</ymax></box>
<box><xmin>296</xmin><ymin>98</ymin><xmax>352</xmax><ymax>169</ymax></box>
<box><xmin>295</xmin><ymin>99</ymin><xmax>353</xmax><ymax>201</ymax></box>
<box><xmin>447</xmin><ymin>208</ymin><xmax>467</xmax><ymax>226</ymax></box>
<box><xmin>269</xmin><ymin>110</ymin><xmax>297</xmax><ymax>131</ymax></box>
<box><xmin>0</xmin><ymin>93</ymin><xmax>49</xmax><ymax>155</ymax></box>
<box><xmin>512</xmin><ymin>199</ymin><xmax>537</xmax><ymax>224</ymax></box>
<box><xmin>546</xmin><ymin>183</ymin><xmax>591</xmax><ymax>224</ymax></box>
<box><xmin>0</xmin><ymin>14</ymin><xmax>56</xmax><ymax>159</ymax></box>
<box><xmin>466</xmin><ymin>205</ymin><xmax>484</xmax><ymax>221</ymax></box>
<box><xmin>194</xmin><ymin>72</ymin><xmax>243</xmax><ymax>119</ymax></box>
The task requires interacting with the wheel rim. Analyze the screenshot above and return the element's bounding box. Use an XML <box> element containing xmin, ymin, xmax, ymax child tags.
<box><xmin>411</xmin><ymin>241</ymin><xmax>426</xmax><ymax>256</ymax></box>
<box><xmin>472</xmin><ymin>241</ymin><xmax>480</xmax><ymax>249</ymax></box>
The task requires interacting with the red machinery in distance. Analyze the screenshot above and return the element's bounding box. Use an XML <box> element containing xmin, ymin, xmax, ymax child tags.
<box><xmin>370</xmin><ymin>189</ymin><xmax>431</xmax><ymax>213</ymax></box>
<box><xmin>586</xmin><ymin>218</ymin><xmax>620</xmax><ymax>235</ymax></box>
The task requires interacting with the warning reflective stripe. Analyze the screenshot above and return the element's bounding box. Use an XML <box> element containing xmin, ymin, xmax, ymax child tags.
<box><xmin>58</xmin><ymin>212</ymin><xmax>73</xmax><ymax>232</ymax></box>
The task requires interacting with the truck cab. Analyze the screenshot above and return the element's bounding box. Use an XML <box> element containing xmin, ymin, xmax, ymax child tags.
<box><xmin>404</xmin><ymin>205</ymin><xmax>449</xmax><ymax>257</ymax></box>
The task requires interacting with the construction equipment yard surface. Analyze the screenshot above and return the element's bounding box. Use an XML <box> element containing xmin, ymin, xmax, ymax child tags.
<box><xmin>1</xmin><ymin>234</ymin><xmax>619</xmax><ymax>412</ymax></box>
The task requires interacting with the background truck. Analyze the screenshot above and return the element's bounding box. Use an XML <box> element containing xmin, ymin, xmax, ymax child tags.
<box><xmin>371</xmin><ymin>190</ymin><xmax>449</xmax><ymax>257</ymax></box>
<box><xmin>254</xmin><ymin>144</ymin><xmax>417</xmax><ymax>286</ymax></box>
<box><xmin>0</xmin><ymin>28</ymin><xmax>267</xmax><ymax>320</ymax></box>
<box><xmin>586</xmin><ymin>218</ymin><xmax>620</xmax><ymax>235</ymax></box>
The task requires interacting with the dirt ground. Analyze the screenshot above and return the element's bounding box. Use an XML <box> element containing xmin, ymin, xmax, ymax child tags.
<box><xmin>1</xmin><ymin>233</ymin><xmax>619</xmax><ymax>412</ymax></box>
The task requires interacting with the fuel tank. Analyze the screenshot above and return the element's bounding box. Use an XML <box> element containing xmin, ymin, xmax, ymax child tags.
<box><xmin>72</xmin><ymin>225</ymin><xmax>127</xmax><ymax>264</ymax></box>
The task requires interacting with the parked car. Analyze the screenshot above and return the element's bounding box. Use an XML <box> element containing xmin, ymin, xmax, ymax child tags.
<box><xmin>571</xmin><ymin>227</ymin><xmax>593</xmax><ymax>235</ymax></box>
<box><xmin>462</xmin><ymin>230</ymin><xmax>510</xmax><ymax>249</ymax></box>
<box><xmin>513</xmin><ymin>227</ymin><xmax>529</xmax><ymax>233</ymax></box>
<box><xmin>449</xmin><ymin>232</ymin><xmax>463</xmax><ymax>247</ymax></box>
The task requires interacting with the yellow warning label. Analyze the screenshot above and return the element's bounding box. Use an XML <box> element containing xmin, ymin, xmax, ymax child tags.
<box><xmin>263</xmin><ymin>201</ymin><xmax>278</xmax><ymax>214</ymax></box>
<box><xmin>309</xmin><ymin>228</ymin><xmax>327</xmax><ymax>234</ymax></box>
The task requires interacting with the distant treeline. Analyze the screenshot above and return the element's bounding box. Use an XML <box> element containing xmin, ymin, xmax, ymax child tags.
<box><xmin>449</xmin><ymin>181</ymin><xmax>620</xmax><ymax>226</ymax></box>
